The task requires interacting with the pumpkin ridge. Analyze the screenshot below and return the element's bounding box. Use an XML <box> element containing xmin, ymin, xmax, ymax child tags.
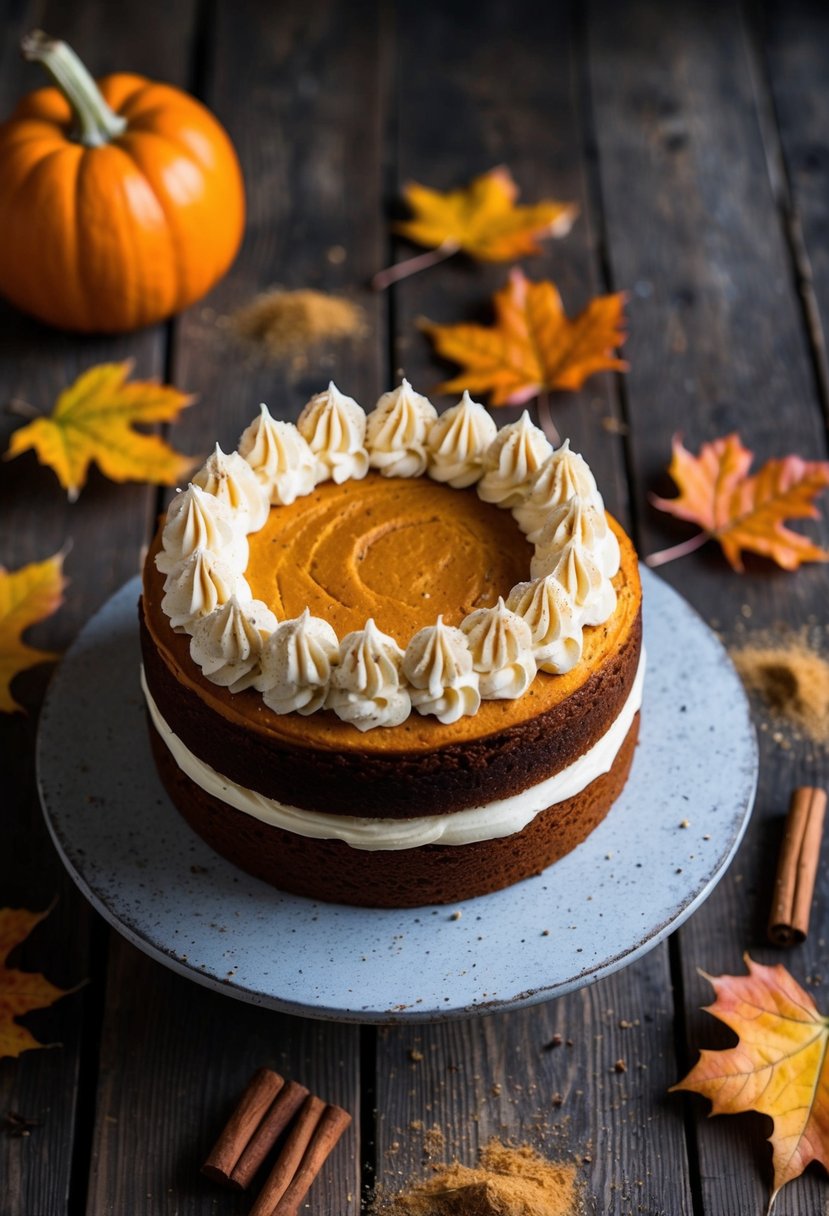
<box><xmin>113</xmin><ymin>139</ymin><xmax>188</xmax><ymax>300</ymax></box>
<box><xmin>113</xmin><ymin>80</ymin><xmax>163</xmax><ymax>121</ymax></box>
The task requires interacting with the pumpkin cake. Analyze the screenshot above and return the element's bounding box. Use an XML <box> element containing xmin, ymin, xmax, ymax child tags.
<box><xmin>139</xmin><ymin>382</ymin><xmax>643</xmax><ymax>907</ymax></box>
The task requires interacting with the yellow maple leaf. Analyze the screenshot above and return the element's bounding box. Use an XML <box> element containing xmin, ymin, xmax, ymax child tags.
<box><xmin>0</xmin><ymin>906</ymin><xmax>78</xmax><ymax>1059</ymax></box>
<box><xmin>397</xmin><ymin>167</ymin><xmax>577</xmax><ymax>260</ymax></box>
<box><xmin>672</xmin><ymin>956</ymin><xmax>829</xmax><ymax>1211</ymax></box>
<box><xmin>423</xmin><ymin>269</ymin><xmax>627</xmax><ymax>406</ymax></box>
<box><xmin>5</xmin><ymin>360</ymin><xmax>197</xmax><ymax>500</ymax></box>
<box><xmin>0</xmin><ymin>552</ymin><xmax>66</xmax><ymax>714</ymax></box>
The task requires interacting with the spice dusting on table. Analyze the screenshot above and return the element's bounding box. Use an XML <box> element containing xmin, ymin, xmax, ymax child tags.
<box><xmin>731</xmin><ymin>631</ymin><xmax>829</xmax><ymax>747</ymax></box>
<box><xmin>374</xmin><ymin>1141</ymin><xmax>579</xmax><ymax>1216</ymax></box>
<box><xmin>229</xmin><ymin>288</ymin><xmax>365</xmax><ymax>364</ymax></box>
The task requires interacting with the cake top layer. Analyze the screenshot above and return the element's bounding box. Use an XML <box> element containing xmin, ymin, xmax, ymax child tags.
<box><xmin>145</xmin><ymin>381</ymin><xmax>640</xmax><ymax>739</ymax></box>
<box><xmin>244</xmin><ymin>475</ymin><xmax>531</xmax><ymax>643</ymax></box>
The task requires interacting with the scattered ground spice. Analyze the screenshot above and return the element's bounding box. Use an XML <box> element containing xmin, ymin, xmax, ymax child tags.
<box><xmin>374</xmin><ymin>1141</ymin><xmax>579</xmax><ymax>1216</ymax></box>
<box><xmin>228</xmin><ymin>288</ymin><xmax>365</xmax><ymax>366</ymax></box>
<box><xmin>730</xmin><ymin>630</ymin><xmax>829</xmax><ymax>747</ymax></box>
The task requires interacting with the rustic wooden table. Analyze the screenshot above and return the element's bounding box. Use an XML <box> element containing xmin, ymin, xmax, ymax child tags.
<box><xmin>2</xmin><ymin>1</ymin><xmax>829</xmax><ymax>1213</ymax></box>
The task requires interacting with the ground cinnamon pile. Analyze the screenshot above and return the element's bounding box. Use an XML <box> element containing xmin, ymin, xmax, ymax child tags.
<box><xmin>731</xmin><ymin>631</ymin><xmax>829</xmax><ymax>747</ymax></box>
<box><xmin>229</xmin><ymin>288</ymin><xmax>365</xmax><ymax>364</ymax></box>
<box><xmin>375</xmin><ymin>1141</ymin><xmax>579</xmax><ymax>1216</ymax></box>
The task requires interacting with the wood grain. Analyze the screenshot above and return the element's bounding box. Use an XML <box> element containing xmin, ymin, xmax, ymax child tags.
<box><xmin>588</xmin><ymin>1</ymin><xmax>829</xmax><ymax>1212</ymax></box>
<box><xmin>0</xmin><ymin>1</ymin><xmax>196</xmax><ymax>1213</ymax></box>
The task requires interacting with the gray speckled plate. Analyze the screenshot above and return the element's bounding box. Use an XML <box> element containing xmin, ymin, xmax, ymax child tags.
<box><xmin>37</xmin><ymin>569</ymin><xmax>756</xmax><ymax>1023</ymax></box>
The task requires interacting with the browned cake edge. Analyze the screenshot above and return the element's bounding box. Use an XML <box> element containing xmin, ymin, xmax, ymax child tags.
<box><xmin>140</xmin><ymin>606</ymin><xmax>642</xmax><ymax>818</ymax></box>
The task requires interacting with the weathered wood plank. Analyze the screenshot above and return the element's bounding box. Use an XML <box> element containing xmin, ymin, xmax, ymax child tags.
<box><xmin>86</xmin><ymin>0</ymin><xmax>380</xmax><ymax>1211</ymax></box>
<box><xmin>762</xmin><ymin>0</ymin><xmax>829</xmax><ymax>422</ymax></box>
<box><xmin>171</xmin><ymin>0</ymin><xmax>387</xmax><ymax>449</ymax></box>
<box><xmin>87</xmin><ymin>943</ymin><xmax>360</xmax><ymax>1216</ymax></box>
<box><xmin>0</xmin><ymin>1</ymin><xmax>195</xmax><ymax>1212</ymax></box>
<box><xmin>588</xmin><ymin>1</ymin><xmax>829</xmax><ymax>1212</ymax></box>
<box><xmin>375</xmin><ymin>6</ymin><xmax>693</xmax><ymax>1216</ymax></box>
<box><xmin>388</xmin><ymin>0</ymin><xmax>630</xmax><ymax>517</ymax></box>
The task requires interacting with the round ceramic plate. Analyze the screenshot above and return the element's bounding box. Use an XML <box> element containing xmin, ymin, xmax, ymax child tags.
<box><xmin>37</xmin><ymin>570</ymin><xmax>756</xmax><ymax>1023</ymax></box>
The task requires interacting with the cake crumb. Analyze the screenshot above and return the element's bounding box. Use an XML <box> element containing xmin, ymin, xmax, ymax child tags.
<box><xmin>614</xmin><ymin>1059</ymin><xmax>627</xmax><ymax>1074</ymax></box>
<box><xmin>409</xmin><ymin>1049</ymin><xmax>424</xmax><ymax>1063</ymax></box>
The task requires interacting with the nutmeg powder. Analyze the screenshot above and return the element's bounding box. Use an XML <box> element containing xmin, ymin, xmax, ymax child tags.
<box><xmin>230</xmin><ymin>288</ymin><xmax>365</xmax><ymax>360</ymax></box>
<box><xmin>731</xmin><ymin>634</ymin><xmax>829</xmax><ymax>745</ymax></box>
<box><xmin>375</xmin><ymin>1141</ymin><xmax>579</xmax><ymax>1216</ymax></box>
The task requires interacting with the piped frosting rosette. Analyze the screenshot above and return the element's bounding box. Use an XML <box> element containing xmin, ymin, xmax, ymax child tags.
<box><xmin>154</xmin><ymin>381</ymin><xmax>628</xmax><ymax>728</ymax></box>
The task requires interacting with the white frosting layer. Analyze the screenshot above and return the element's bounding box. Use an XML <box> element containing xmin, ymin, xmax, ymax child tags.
<box><xmin>141</xmin><ymin>647</ymin><xmax>644</xmax><ymax>851</ymax></box>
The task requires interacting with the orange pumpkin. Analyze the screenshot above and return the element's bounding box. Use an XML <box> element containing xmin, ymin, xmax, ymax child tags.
<box><xmin>0</xmin><ymin>32</ymin><xmax>246</xmax><ymax>333</ymax></box>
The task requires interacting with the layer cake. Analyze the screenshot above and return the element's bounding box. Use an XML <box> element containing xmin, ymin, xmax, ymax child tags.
<box><xmin>140</xmin><ymin>382</ymin><xmax>643</xmax><ymax>906</ymax></box>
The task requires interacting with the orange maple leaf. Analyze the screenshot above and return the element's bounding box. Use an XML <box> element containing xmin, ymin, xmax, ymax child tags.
<box><xmin>0</xmin><ymin>906</ymin><xmax>79</xmax><ymax>1059</ymax></box>
<box><xmin>422</xmin><ymin>269</ymin><xmax>627</xmax><ymax>407</ymax></box>
<box><xmin>397</xmin><ymin>167</ymin><xmax>577</xmax><ymax>261</ymax></box>
<box><xmin>0</xmin><ymin>552</ymin><xmax>66</xmax><ymax>714</ymax></box>
<box><xmin>672</xmin><ymin>956</ymin><xmax>829</xmax><ymax>1211</ymax></box>
<box><xmin>4</xmin><ymin>360</ymin><xmax>197</xmax><ymax>501</ymax></box>
<box><xmin>649</xmin><ymin>433</ymin><xmax>829</xmax><ymax>571</ymax></box>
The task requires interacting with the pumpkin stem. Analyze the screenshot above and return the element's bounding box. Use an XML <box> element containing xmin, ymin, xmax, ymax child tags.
<box><xmin>21</xmin><ymin>30</ymin><xmax>127</xmax><ymax>148</ymax></box>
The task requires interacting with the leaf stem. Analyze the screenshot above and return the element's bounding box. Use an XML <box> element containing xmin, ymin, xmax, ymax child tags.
<box><xmin>21</xmin><ymin>30</ymin><xmax>127</xmax><ymax>147</ymax></box>
<box><xmin>535</xmin><ymin>391</ymin><xmax>560</xmax><ymax>447</ymax></box>
<box><xmin>371</xmin><ymin>240</ymin><xmax>459</xmax><ymax>291</ymax></box>
<box><xmin>6</xmin><ymin>398</ymin><xmax>40</xmax><ymax>419</ymax></box>
<box><xmin>644</xmin><ymin>531</ymin><xmax>709</xmax><ymax>568</ymax></box>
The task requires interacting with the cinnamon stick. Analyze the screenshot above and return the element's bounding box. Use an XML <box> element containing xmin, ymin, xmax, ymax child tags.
<box><xmin>249</xmin><ymin>1094</ymin><xmax>327</xmax><ymax>1216</ymax></box>
<box><xmin>202</xmin><ymin>1068</ymin><xmax>284</xmax><ymax>1184</ymax></box>
<box><xmin>229</xmin><ymin>1079</ymin><xmax>310</xmax><ymax>1190</ymax></box>
<box><xmin>271</xmin><ymin>1103</ymin><xmax>352</xmax><ymax>1216</ymax></box>
<box><xmin>768</xmin><ymin>786</ymin><xmax>827</xmax><ymax>947</ymax></box>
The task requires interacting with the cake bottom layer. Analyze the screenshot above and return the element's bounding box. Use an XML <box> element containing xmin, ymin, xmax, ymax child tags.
<box><xmin>148</xmin><ymin>715</ymin><xmax>640</xmax><ymax>908</ymax></box>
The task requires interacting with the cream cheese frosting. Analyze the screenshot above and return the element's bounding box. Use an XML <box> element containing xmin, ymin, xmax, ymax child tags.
<box><xmin>460</xmin><ymin>597</ymin><xmax>537</xmax><ymax>699</ymax></box>
<box><xmin>161</xmin><ymin>547</ymin><xmax>250</xmax><ymax>633</ymax></box>
<box><xmin>297</xmin><ymin>381</ymin><xmax>369</xmax><ymax>485</ymax></box>
<box><xmin>402</xmin><ymin>616</ymin><xmax>481</xmax><ymax>724</ymax></box>
<box><xmin>506</xmin><ymin>575</ymin><xmax>583</xmax><ymax>674</ymax></box>
<box><xmin>327</xmin><ymin>619</ymin><xmax>411</xmax><ymax>731</ymax></box>
<box><xmin>477</xmin><ymin>410</ymin><xmax>553</xmax><ymax>507</ymax></box>
<box><xmin>238</xmin><ymin>404</ymin><xmax>318</xmax><ymax>506</ymax></box>
<box><xmin>156</xmin><ymin>385</ymin><xmax>633</xmax><ymax>729</ymax></box>
<box><xmin>140</xmin><ymin>647</ymin><xmax>645</xmax><ymax>850</ymax></box>
<box><xmin>257</xmin><ymin>609</ymin><xmax>340</xmax><ymax>715</ymax></box>
<box><xmin>155</xmin><ymin>484</ymin><xmax>248</xmax><ymax>576</ymax></box>
<box><xmin>532</xmin><ymin>495</ymin><xmax>621</xmax><ymax>580</ymax></box>
<box><xmin>426</xmin><ymin>391</ymin><xmax>497</xmax><ymax>488</ymax></box>
<box><xmin>532</xmin><ymin>539</ymin><xmax>617</xmax><ymax>627</ymax></box>
<box><xmin>513</xmin><ymin>440</ymin><xmax>601</xmax><ymax>539</ymax></box>
<box><xmin>189</xmin><ymin>596</ymin><xmax>278</xmax><ymax>693</ymax></box>
<box><xmin>366</xmin><ymin>378</ymin><xmax>437</xmax><ymax>478</ymax></box>
<box><xmin>192</xmin><ymin>444</ymin><xmax>270</xmax><ymax>532</ymax></box>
